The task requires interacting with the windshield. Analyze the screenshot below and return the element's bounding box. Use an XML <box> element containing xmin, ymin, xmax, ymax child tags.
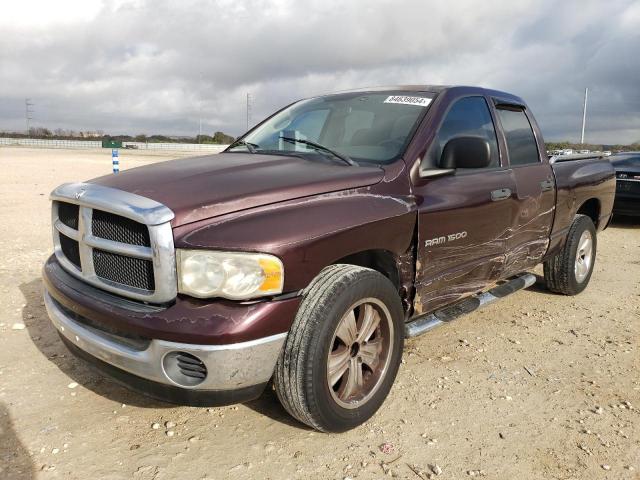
<box><xmin>228</xmin><ymin>91</ymin><xmax>434</xmax><ymax>164</ymax></box>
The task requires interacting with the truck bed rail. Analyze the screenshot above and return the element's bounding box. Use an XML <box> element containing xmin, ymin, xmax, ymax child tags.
<box><xmin>549</xmin><ymin>153</ymin><xmax>604</xmax><ymax>164</ymax></box>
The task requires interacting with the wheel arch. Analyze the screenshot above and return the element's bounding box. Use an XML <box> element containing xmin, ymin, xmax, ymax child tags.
<box><xmin>576</xmin><ymin>198</ymin><xmax>601</xmax><ymax>228</ymax></box>
<box><xmin>332</xmin><ymin>243</ymin><xmax>417</xmax><ymax>316</ymax></box>
<box><xmin>334</xmin><ymin>249</ymin><xmax>401</xmax><ymax>289</ymax></box>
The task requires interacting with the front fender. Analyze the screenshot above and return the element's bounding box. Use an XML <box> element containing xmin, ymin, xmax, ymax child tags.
<box><xmin>173</xmin><ymin>187</ymin><xmax>417</xmax><ymax>292</ymax></box>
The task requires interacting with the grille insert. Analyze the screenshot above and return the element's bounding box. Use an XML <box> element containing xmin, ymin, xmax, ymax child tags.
<box><xmin>58</xmin><ymin>202</ymin><xmax>79</xmax><ymax>230</ymax></box>
<box><xmin>92</xmin><ymin>210</ymin><xmax>151</xmax><ymax>247</ymax></box>
<box><xmin>59</xmin><ymin>234</ymin><xmax>81</xmax><ymax>269</ymax></box>
<box><xmin>51</xmin><ymin>183</ymin><xmax>176</xmax><ymax>303</ymax></box>
<box><xmin>93</xmin><ymin>249</ymin><xmax>155</xmax><ymax>291</ymax></box>
<box><xmin>616</xmin><ymin>173</ymin><xmax>640</xmax><ymax>194</ymax></box>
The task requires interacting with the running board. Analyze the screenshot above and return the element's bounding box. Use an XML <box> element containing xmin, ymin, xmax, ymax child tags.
<box><xmin>404</xmin><ymin>273</ymin><xmax>537</xmax><ymax>338</ymax></box>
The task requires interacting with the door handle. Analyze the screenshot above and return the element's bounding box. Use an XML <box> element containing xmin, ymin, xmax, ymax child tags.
<box><xmin>491</xmin><ymin>188</ymin><xmax>512</xmax><ymax>201</ymax></box>
<box><xmin>540</xmin><ymin>178</ymin><xmax>554</xmax><ymax>191</ymax></box>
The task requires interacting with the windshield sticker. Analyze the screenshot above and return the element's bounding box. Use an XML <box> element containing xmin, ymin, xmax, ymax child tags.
<box><xmin>384</xmin><ymin>95</ymin><xmax>432</xmax><ymax>107</ymax></box>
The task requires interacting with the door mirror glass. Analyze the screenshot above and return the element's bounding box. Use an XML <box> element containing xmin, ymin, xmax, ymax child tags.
<box><xmin>440</xmin><ymin>136</ymin><xmax>491</xmax><ymax>169</ymax></box>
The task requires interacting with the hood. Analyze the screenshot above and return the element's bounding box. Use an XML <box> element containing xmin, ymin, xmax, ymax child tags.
<box><xmin>611</xmin><ymin>154</ymin><xmax>640</xmax><ymax>173</ymax></box>
<box><xmin>90</xmin><ymin>153</ymin><xmax>384</xmax><ymax>226</ymax></box>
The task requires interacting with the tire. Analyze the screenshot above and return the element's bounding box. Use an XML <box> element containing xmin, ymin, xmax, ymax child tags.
<box><xmin>543</xmin><ymin>214</ymin><xmax>597</xmax><ymax>295</ymax></box>
<box><xmin>274</xmin><ymin>264</ymin><xmax>404</xmax><ymax>432</ymax></box>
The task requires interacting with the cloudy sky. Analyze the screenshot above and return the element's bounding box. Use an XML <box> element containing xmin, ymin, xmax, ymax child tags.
<box><xmin>1</xmin><ymin>0</ymin><xmax>639</xmax><ymax>143</ymax></box>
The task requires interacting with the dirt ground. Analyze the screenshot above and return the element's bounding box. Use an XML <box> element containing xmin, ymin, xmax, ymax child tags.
<box><xmin>0</xmin><ymin>146</ymin><xmax>638</xmax><ymax>480</ymax></box>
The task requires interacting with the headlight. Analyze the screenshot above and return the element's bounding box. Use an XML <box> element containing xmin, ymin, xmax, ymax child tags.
<box><xmin>177</xmin><ymin>250</ymin><xmax>284</xmax><ymax>300</ymax></box>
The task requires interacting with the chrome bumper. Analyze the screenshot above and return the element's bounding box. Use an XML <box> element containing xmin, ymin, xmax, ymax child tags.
<box><xmin>44</xmin><ymin>290</ymin><xmax>286</xmax><ymax>391</ymax></box>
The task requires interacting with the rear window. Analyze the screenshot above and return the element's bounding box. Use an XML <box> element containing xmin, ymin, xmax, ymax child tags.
<box><xmin>497</xmin><ymin>108</ymin><xmax>540</xmax><ymax>166</ymax></box>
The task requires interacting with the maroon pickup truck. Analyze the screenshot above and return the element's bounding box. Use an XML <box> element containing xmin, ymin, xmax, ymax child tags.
<box><xmin>43</xmin><ymin>86</ymin><xmax>615</xmax><ymax>432</ymax></box>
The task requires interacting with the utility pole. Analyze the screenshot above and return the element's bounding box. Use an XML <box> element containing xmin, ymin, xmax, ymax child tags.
<box><xmin>580</xmin><ymin>87</ymin><xmax>588</xmax><ymax>144</ymax></box>
<box><xmin>25</xmin><ymin>98</ymin><xmax>34</xmax><ymax>135</ymax></box>
<box><xmin>246</xmin><ymin>93</ymin><xmax>252</xmax><ymax>132</ymax></box>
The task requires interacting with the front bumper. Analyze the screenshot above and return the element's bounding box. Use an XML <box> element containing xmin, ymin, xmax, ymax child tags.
<box><xmin>42</xmin><ymin>256</ymin><xmax>300</xmax><ymax>405</ymax></box>
<box><xmin>45</xmin><ymin>290</ymin><xmax>285</xmax><ymax>391</ymax></box>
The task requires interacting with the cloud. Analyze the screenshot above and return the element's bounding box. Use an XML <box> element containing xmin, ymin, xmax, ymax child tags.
<box><xmin>0</xmin><ymin>0</ymin><xmax>638</xmax><ymax>143</ymax></box>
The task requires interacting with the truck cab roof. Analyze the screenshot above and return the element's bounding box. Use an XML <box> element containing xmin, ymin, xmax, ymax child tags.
<box><xmin>326</xmin><ymin>85</ymin><xmax>526</xmax><ymax>105</ymax></box>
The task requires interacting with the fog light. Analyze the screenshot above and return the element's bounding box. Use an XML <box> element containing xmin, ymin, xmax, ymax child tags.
<box><xmin>162</xmin><ymin>351</ymin><xmax>208</xmax><ymax>387</ymax></box>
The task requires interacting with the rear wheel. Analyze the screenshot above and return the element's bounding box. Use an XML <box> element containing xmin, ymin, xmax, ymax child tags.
<box><xmin>274</xmin><ymin>265</ymin><xmax>404</xmax><ymax>432</ymax></box>
<box><xmin>543</xmin><ymin>214</ymin><xmax>597</xmax><ymax>295</ymax></box>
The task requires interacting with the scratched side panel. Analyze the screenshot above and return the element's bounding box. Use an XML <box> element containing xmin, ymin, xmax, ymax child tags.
<box><xmin>501</xmin><ymin>162</ymin><xmax>556</xmax><ymax>278</ymax></box>
<box><xmin>413</xmin><ymin>169</ymin><xmax>517</xmax><ymax>314</ymax></box>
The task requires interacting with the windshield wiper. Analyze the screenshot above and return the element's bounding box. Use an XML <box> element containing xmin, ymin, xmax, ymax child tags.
<box><xmin>279</xmin><ymin>137</ymin><xmax>358</xmax><ymax>166</ymax></box>
<box><xmin>228</xmin><ymin>139</ymin><xmax>259</xmax><ymax>153</ymax></box>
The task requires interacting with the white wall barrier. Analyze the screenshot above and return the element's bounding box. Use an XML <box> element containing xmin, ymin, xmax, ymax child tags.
<box><xmin>0</xmin><ymin>137</ymin><xmax>102</xmax><ymax>149</ymax></box>
<box><xmin>0</xmin><ymin>137</ymin><xmax>229</xmax><ymax>152</ymax></box>
<box><xmin>121</xmin><ymin>142</ymin><xmax>228</xmax><ymax>152</ymax></box>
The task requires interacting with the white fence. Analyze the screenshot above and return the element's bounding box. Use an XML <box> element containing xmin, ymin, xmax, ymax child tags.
<box><xmin>0</xmin><ymin>137</ymin><xmax>229</xmax><ymax>153</ymax></box>
<box><xmin>122</xmin><ymin>142</ymin><xmax>228</xmax><ymax>153</ymax></box>
<box><xmin>0</xmin><ymin>138</ymin><xmax>102</xmax><ymax>149</ymax></box>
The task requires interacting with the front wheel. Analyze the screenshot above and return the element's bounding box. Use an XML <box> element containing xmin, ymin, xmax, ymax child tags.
<box><xmin>274</xmin><ymin>265</ymin><xmax>404</xmax><ymax>432</ymax></box>
<box><xmin>543</xmin><ymin>214</ymin><xmax>597</xmax><ymax>295</ymax></box>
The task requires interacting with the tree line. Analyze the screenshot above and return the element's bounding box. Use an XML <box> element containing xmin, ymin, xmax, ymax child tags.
<box><xmin>545</xmin><ymin>141</ymin><xmax>640</xmax><ymax>152</ymax></box>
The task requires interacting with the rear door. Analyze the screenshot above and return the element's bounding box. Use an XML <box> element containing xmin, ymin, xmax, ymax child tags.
<box><xmin>492</xmin><ymin>103</ymin><xmax>556</xmax><ymax>276</ymax></box>
<box><xmin>412</xmin><ymin>96</ymin><xmax>518</xmax><ymax>315</ymax></box>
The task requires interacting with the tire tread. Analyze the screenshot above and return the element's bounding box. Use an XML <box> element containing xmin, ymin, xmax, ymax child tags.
<box><xmin>543</xmin><ymin>214</ymin><xmax>596</xmax><ymax>295</ymax></box>
<box><xmin>274</xmin><ymin>264</ymin><xmax>401</xmax><ymax>431</ymax></box>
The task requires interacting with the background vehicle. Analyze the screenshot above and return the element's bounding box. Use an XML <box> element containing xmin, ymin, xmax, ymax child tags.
<box><xmin>43</xmin><ymin>86</ymin><xmax>616</xmax><ymax>432</ymax></box>
<box><xmin>610</xmin><ymin>152</ymin><xmax>640</xmax><ymax>216</ymax></box>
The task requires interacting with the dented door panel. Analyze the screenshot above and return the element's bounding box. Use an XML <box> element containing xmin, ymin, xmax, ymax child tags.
<box><xmin>502</xmin><ymin>162</ymin><xmax>555</xmax><ymax>277</ymax></box>
<box><xmin>413</xmin><ymin>169</ymin><xmax>517</xmax><ymax>314</ymax></box>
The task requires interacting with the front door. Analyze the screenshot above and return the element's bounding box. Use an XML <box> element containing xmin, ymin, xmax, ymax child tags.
<box><xmin>413</xmin><ymin>95</ymin><xmax>517</xmax><ymax>315</ymax></box>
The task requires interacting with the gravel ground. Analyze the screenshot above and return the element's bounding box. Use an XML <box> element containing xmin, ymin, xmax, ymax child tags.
<box><xmin>0</xmin><ymin>146</ymin><xmax>638</xmax><ymax>480</ymax></box>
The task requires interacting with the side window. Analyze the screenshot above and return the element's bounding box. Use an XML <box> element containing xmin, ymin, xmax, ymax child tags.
<box><xmin>496</xmin><ymin>108</ymin><xmax>540</xmax><ymax>166</ymax></box>
<box><xmin>431</xmin><ymin>96</ymin><xmax>500</xmax><ymax>168</ymax></box>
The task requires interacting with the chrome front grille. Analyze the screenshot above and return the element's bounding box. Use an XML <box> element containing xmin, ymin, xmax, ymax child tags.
<box><xmin>50</xmin><ymin>182</ymin><xmax>177</xmax><ymax>303</ymax></box>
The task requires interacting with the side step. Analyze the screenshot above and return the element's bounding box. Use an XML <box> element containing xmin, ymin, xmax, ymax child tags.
<box><xmin>404</xmin><ymin>273</ymin><xmax>537</xmax><ymax>338</ymax></box>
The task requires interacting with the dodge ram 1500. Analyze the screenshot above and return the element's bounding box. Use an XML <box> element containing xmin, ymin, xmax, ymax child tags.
<box><xmin>43</xmin><ymin>85</ymin><xmax>615</xmax><ymax>432</ymax></box>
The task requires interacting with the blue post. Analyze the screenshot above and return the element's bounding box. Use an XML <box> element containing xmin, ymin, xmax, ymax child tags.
<box><xmin>112</xmin><ymin>148</ymin><xmax>119</xmax><ymax>174</ymax></box>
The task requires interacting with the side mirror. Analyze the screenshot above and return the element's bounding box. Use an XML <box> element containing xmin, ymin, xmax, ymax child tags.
<box><xmin>440</xmin><ymin>136</ymin><xmax>491</xmax><ymax>169</ymax></box>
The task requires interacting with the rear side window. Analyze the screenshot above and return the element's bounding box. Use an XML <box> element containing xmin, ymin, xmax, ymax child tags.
<box><xmin>497</xmin><ymin>108</ymin><xmax>540</xmax><ymax>166</ymax></box>
<box><xmin>430</xmin><ymin>96</ymin><xmax>500</xmax><ymax>168</ymax></box>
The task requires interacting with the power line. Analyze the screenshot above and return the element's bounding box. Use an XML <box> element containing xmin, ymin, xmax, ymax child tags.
<box><xmin>25</xmin><ymin>98</ymin><xmax>34</xmax><ymax>134</ymax></box>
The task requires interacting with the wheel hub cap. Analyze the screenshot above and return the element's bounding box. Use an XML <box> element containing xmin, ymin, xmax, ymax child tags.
<box><xmin>574</xmin><ymin>230</ymin><xmax>593</xmax><ymax>283</ymax></box>
<box><xmin>326</xmin><ymin>298</ymin><xmax>394</xmax><ymax>409</ymax></box>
